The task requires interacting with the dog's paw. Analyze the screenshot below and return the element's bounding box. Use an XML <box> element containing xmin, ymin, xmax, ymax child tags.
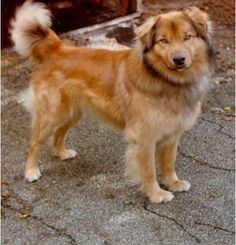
<box><xmin>25</xmin><ymin>168</ymin><xmax>41</xmax><ymax>182</ymax></box>
<box><xmin>148</xmin><ymin>189</ymin><xmax>174</xmax><ymax>203</ymax></box>
<box><xmin>165</xmin><ymin>179</ymin><xmax>191</xmax><ymax>192</ymax></box>
<box><xmin>56</xmin><ymin>149</ymin><xmax>77</xmax><ymax>160</ymax></box>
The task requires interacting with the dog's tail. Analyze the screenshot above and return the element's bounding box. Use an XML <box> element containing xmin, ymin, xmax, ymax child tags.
<box><xmin>10</xmin><ymin>0</ymin><xmax>61</xmax><ymax>61</ymax></box>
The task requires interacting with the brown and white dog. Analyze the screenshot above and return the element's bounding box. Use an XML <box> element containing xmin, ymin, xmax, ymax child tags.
<box><xmin>11</xmin><ymin>1</ymin><xmax>214</xmax><ymax>203</ymax></box>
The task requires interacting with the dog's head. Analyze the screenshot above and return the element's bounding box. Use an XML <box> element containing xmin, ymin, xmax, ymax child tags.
<box><xmin>135</xmin><ymin>7</ymin><xmax>214</xmax><ymax>84</ymax></box>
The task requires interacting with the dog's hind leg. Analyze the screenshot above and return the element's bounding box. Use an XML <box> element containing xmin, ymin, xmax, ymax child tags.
<box><xmin>24</xmin><ymin>114</ymin><xmax>53</xmax><ymax>182</ymax></box>
<box><xmin>52</xmin><ymin>122</ymin><xmax>78</xmax><ymax>160</ymax></box>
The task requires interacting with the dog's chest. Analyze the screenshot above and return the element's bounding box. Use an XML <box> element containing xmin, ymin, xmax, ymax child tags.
<box><xmin>142</xmin><ymin>98</ymin><xmax>201</xmax><ymax>138</ymax></box>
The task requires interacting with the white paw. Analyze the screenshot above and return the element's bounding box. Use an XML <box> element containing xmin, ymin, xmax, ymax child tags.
<box><xmin>166</xmin><ymin>180</ymin><xmax>191</xmax><ymax>192</ymax></box>
<box><xmin>25</xmin><ymin>168</ymin><xmax>41</xmax><ymax>182</ymax></box>
<box><xmin>149</xmin><ymin>189</ymin><xmax>174</xmax><ymax>203</ymax></box>
<box><xmin>59</xmin><ymin>149</ymin><xmax>77</xmax><ymax>160</ymax></box>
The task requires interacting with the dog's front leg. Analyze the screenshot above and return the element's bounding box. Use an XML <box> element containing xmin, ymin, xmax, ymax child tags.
<box><xmin>125</xmin><ymin>137</ymin><xmax>174</xmax><ymax>203</ymax></box>
<box><xmin>156</xmin><ymin>136</ymin><xmax>191</xmax><ymax>192</ymax></box>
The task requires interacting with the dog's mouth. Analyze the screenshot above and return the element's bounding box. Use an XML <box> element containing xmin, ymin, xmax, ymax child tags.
<box><xmin>168</xmin><ymin>64</ymin><xmax>190</xmax><ymax>72</ymax></box>
<box><xmin>175</xmin><ymin>65</ymin><xmax>187</xmax><ymax>71</ymax></box>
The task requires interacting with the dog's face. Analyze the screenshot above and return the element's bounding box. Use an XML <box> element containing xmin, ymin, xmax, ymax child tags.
<box><xmin>135</xmin><ymin>7</ymin><xmax>214</xmax><ymax>83</ymax></box>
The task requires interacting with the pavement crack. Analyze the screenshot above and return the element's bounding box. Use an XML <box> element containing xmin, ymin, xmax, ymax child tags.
<box><xmin>143</xmin><ymin>202</ymin><xmax>201</xmax><ymax>243</ymax></box>
<box><xmin>217</xmin><ymin>128</ymin><xmax>235</xmax><ymax>139</ymax></box>
<box><xmin>179</xmin><ymin>151</ymin><xmax>235</xmax><ymax>172</ymax></box>
<box><xmin>194</xmin><ymin>222</ymin><xmax>235</xmax><ymax>234</ymax></box>
<box><xmin>30</xmin><ymin>215</ymin><xmax>77</xmax><ymax>245</ymax></box>
<box><xmin>200</xmin><ymin>118</ymin><xmax>234</xmax><ymax>139</ymax></box>
<box><xmin>2</xmin><ymin>194</ymin><xmax>77</xmax><ymax>245</ymax></box>
<box><xmin>200</xmin><ymin>118</ymin><xmax>223</xmax><ymax>127</ymax></box>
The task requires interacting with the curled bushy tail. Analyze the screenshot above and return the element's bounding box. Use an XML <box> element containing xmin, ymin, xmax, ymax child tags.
<box><xmin>10</xmin><ymin>0</ymin><xmax>60</xmax><ymax>60</ymax></box>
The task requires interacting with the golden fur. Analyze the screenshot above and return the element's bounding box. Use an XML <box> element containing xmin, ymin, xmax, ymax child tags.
<box><xmin>11</xmin><ymin>2</ymin><xmax>214</xmax><ymax>203</ymax></box>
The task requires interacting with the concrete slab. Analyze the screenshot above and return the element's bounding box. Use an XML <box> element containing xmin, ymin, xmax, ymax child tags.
<box><xmin>1</xmin><ymin>1</ymin><xmax>235</xmax><ymax>244</ymax></box>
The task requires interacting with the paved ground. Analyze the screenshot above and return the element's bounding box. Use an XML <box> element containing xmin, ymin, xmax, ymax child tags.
<box><xmin>1</xmin><ymin>1</ymin><xmax>235</xmax><ymax>244</ymax></box>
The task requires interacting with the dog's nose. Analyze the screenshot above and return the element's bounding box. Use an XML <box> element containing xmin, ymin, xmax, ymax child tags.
<box><xmin>173</xmin><ymin>54</ymin><xmax>185</xmax><ymax>66</ymax></box>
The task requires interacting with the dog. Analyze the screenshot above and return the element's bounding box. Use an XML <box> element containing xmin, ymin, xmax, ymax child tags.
<box><xmin>10</xmin><ymin>1</ymin><xmax>214</xmax><ymax>203</ymax></box>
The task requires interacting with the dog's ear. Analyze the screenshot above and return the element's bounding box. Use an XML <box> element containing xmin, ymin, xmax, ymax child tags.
<box><xmin>184</xmin><ymin>7</ymin><xmax>215</xmax><ymax>70</ymax></box>
<box><xmin>183</xmin><ymin>7</ymin><xmax>212</xmax><ymax>39</ymax></box>
<box><xmin>135</xmin><ymin>16</ymin><xmax>159</xmax><ymax>52</ymax></box>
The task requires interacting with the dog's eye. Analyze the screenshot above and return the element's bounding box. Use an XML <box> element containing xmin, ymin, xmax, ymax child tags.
<box><xmin>184</xmin><ymin>34</ymin><xmax>192</xmax><ymax>41</ymax></box>
<box><xmin>159</xmin><ymin>39</ymin><xmax>168</xmax><ymax>44</ymax></box>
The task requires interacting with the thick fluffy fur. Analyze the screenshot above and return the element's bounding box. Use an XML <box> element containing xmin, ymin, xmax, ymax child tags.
<box><xmin>10</xmin><ymin>0</ymin><xmax>52</xmax><ymax>56</ymax></box>
<box><xmin>11</xmin><ymin>1</ymin><xmax>214</xmax><ymax>203</ymax></box>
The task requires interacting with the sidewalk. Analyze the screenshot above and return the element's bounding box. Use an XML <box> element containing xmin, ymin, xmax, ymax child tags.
<box><xmin>1</xmin><ymin>1</ymin><xmax>235</xmax><ymax>244</ymax></box>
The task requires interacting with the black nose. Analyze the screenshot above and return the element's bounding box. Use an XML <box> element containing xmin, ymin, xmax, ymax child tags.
<box><xmin>173</xmin><ymin>54</ymin><xmax>186</xmax><ymax>66</ymax></box>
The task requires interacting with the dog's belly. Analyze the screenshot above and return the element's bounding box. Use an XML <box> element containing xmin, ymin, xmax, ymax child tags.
<box><xmin>78</xmin><ymin>83</ymin><xmax>126</xmax><ymax>130</ymax></box>
<box><xmin>88</xmin><ymin>104</ymin><xmax>126</xmax><ymax>130</ymax></box>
